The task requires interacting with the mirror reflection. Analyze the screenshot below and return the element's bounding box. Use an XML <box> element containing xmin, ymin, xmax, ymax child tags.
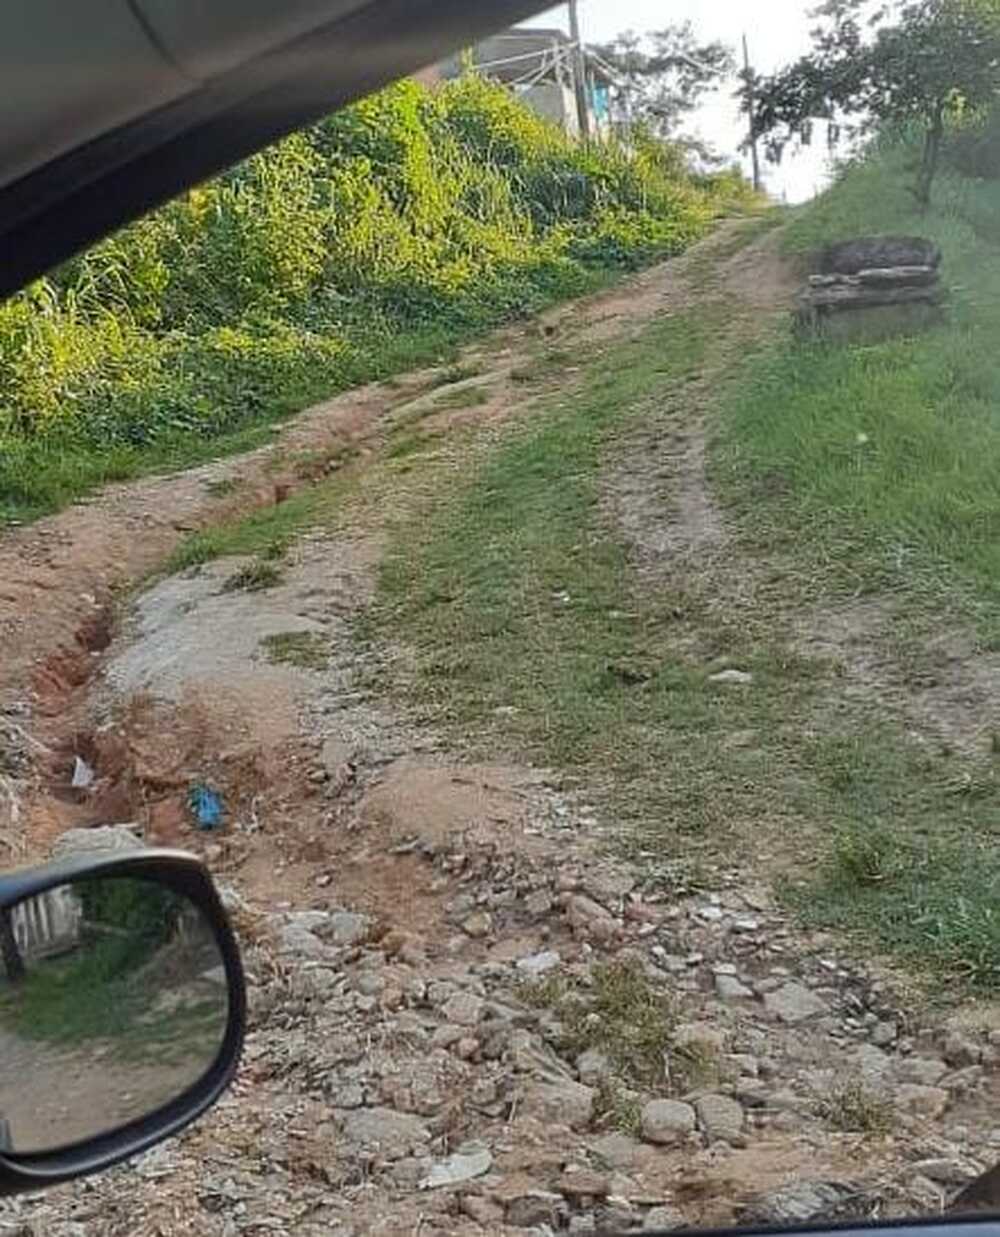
<box><xmin>0</xmin><ymin>875</ymin><xmax>228</xmax><ymax>1154</ymax></box>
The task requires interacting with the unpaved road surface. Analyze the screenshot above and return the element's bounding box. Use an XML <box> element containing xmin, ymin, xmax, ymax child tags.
<box><xmin>4</xmin><ymin>222</ymin><xmax>1000</xmax><ymax>1236</ymax></box>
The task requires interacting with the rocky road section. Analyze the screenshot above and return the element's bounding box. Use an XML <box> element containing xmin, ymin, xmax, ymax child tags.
<box><xmin>6</xmin><ymin>810</ymin><xmax>1000</xmax><ymax>1236</ymax></box>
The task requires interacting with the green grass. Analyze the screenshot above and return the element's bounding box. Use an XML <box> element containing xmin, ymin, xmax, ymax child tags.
<box><xmin>517</xmin><ymin>960</ymin><xmax>676</xmax><ymax>1092</ymax></box>
<box><xmin>222</xmin><ymin>560</ymin><xmax>283</xmax><ymax>593</ymax></box>
<box><xmin>261</xmin><ymin>631</ymin><xmax>330</xmax><ymax>670</ymax></box>
<box><xmin>707</xmin><ymin>133</ymin><xmax>1000</xmax><ymax>988</ymax></box>
<box><xmin>166</xmin><ymin>476</ymin><xmax>353</xmax><ymax>574</ymax></box>
<box><xmin>371</xmin><ymin>300</ymin><xmax>832</xmax><ymax>851</ymax></box>
<box><xmin>716</xmin><ymin>138</ymin><xmax>1000</xmax><ymax>623</ymax></box>
<box><xmin>0</xmin><ymin>319</ymin><xmax>519</xmax><ymax>528</ymax></box>
<box><xmin>366</xmin><ymin>206</ymin><xmax>1000</xmax><ymax>993</ymax></box>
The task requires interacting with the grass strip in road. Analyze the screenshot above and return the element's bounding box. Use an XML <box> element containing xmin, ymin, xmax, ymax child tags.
<box><xmin>373</xmin><ymin>289</ymin><xmax>1000</xmax><ymax>993</ymax></box>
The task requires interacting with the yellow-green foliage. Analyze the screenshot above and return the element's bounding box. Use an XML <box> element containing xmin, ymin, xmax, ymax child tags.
<box><xmin>0</xmin><ymin>76</ymin><xmax>751</xmax><ymax>517</ymax></box>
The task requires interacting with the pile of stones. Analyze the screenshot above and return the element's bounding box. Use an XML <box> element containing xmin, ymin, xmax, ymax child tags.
<box><xmin>797</xmin><ymin>235</ymin><xmax>945</xmax><ymax>342</ymax></box>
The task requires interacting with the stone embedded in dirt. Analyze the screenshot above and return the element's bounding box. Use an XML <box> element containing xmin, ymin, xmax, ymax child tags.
<box><xmin>599</xmin><ymin>1200</ymin><xmax>639</xmax><ymax>1230</ymax></box>
<box><xmin>419</xmin><ymin>1145</ymin><xmax>492</xmax><ymax>1190</ymax></box>
<box><xmin>715</xmin><ymin>974</ymin><xmax>754</xmax><ymax>1001</ymax></box>
<box><xmin>524</xmin><ymin>890</ymin><xmax>554</xmax><ymax>918</ymax></box>
<box><xmin>895</xmin><ymin>1084</ymin><xmax>949</xmax><ymax>1119</ymax></box>
<box><xmin>461</xmin><ymin>910</ymin><xmax>493</xmax><ymax>939</ymax></box>
<box><xmin>337</xmin><ymin>1107</ymin><xmax>429</xmax><ymax>1160</ymax></box>
<box><xmin>517</xmin><ymin>950</ymin><xmax>562</xmax><ymax>976</ymax></box>
<box><xmin>440</xmin><ymin>992</ymin><xmax>485</xmax><ymax>1028</ymax></box>
<box><xmin>463</xmin><ymin>1195</ymin><xmax>504</xmax><ymax>1226</ymax></box>
<box><xmin>591</xmin><ymin>1132</ymin><xmax>643</xmax><ymax>1171</ymax></box>
<box><xmin>277</xmin><ymin>922</ymin><xmax>336</xmax><ymax>962</ymax></box>
<box><xmin>505</xmin><ymin>1190</ymin><xmax>566</xmax><ymax>1228</ymax></box>
<box><xmin>709</xmin><ymin>669</ymin><xmax>754</xmax><ymax>686</ymax></box>
<box><xmin>50</xmin><ymin>824</ymin><xmax>144</xmax><ymax>859</ymax></box>
<box><xmin>286</xmin><ymin>910</ymin><xmax>333</xmax><ymax>935</ymax></box>
<box><xmin>696</xmin><ymin>904</ymin><xmax>725</xmax><ymax>923</ymax></box>
<box><xmin>576</xmin><ymin>1048</ymin><xmax>612</xmax><ymax>1088</ymax></box>
<box><xmin>943</xmin><ymin>1031</ymin><xmax>982</xmax><ymax>1069</ymax></box>
<box><xmin>872</xmin><ymin>1020</ymin><xmax>897</xmax><ymax>1047</ymax></box>
<box><xmin>644</xmin><ymin>1204</ymin><xmax>687</xmax><ymax>1231</ymax></box>
<box><xmin>522</xmin><ymin>1080</ymin><xmax>596</xmax><ymax>1131</ymax></box>
<box><xmin>674</xmin><ymin>1022</ymin><xmax>727</xmax><ymax>1056</ymax></box>
<box><xmin>641</xmin><ymin>1099</ymin><xmax>696</xmax><ymax>1145</ymax></box>
<box><xmin>567</xmin><ymin>894</ymin><xmax>619</xmax><ymax>944</ymax></box>
<box><xmin>742</xmin><ymin>1180</ymin><xmax>857</xmax><ymax>1225</ymax></box>
<box><xmin>327</xmin><ymin>910</ymin><xmax>371</xmax><ymax>947</ymax></box>
<box><xmin>849</xmin><ymin>1043</ymin><xmax>892</xmax><ymax>1086</ymax></box>
<box><xmin>695</xmin><ymin>1094</ymin><xmax>745</xmax><ymax>1144</ymax></box>
<box><xmin>910</xmin><ymin>1159</ymin><xmax>980</xmax><ymax>1186</ymax></box>
<box><xmin>763</xmin><ymin>982</ymin><xmax>828</xmax><ymax>1024</ymax></box>
<box><xmin>894</xmin><ymin>1056</ymin><xmax>948</xmax><ymax>1087</ymax></box>
<box><xmin>321</xmin><ymin>737</ymin><xmax>355</xmax><ymax>777</ymax></box>
<box><xmin>557</xmin><ymin>1169</ymin><xmax>610</xmax><ymax>1200</ymax></box>
<box><xmin>943</xmin><ymin>1065</ymin><xmax>983</xmax><ymax>1097</ymax></box>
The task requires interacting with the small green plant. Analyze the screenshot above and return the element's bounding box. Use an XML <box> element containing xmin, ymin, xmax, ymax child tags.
<box><xmin>432</xmin><ymin>385</ymin><xmax>492</xmax><ymax>412</ymax></box>
<box><xmin>0</xmin><ymin>73</ymin><xmax>752</xmax><ymax>524</ymax></box>
<box><xmin>223</xmin><ymin>560</ymin><xmax>283</xmax><ymax>593</ymax></box>
<box><xmin>673</xmin><ymin>1040</ymin><xmax>723</xmax><ymax>1091</ymax></box>
<box><xmin>593</xmin><ymin>1077</ymin><xmax>642</xmax><ymax>1136</ymax></box>
<box><xmin>431</xmin><ymin>362</ymin><xmax>484</xmax><ymax>389</ymax></box>
<box><xmin>204</xmin><ymin>477</ymin><xmax>237</xmax><ymax>497</ymax></box>
<box><xmin>261</xmin><ymin>631</ymin><xmax>330</xmax><ymax>670</ymax></box>
<box><xmin>518</xmin><ymin>961</ymin><xmax>674</xmax><ymax>1091</ymax></box>
<box><xmin>818</xmin><ymin>1079</ymin><xmax>895</xmax><ymax>1136</ymax></box>
<box><xmin>834</xmin><ymin>823</ymin><xmax>899</xmax><ymax>889</ymax></box>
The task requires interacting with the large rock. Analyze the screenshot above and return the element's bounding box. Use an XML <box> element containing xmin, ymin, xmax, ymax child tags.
<box><xmin>742</xmin><ymin>1181</ymin><xmax>857</xmax><ymax>1225</ymax></box>
<box><xmin>51</xmin><ymin>824</ymin><xmax>144</xmax><ymax>860</ymax></box>
<box><xmin>338</xmin><ymin>1107</ymin><xmax>429</xmax><ymax>1160</ymax></box>
<box><xmin>641</xmin><ymin>1099</ymin><xmax>696</xmax><ymax>1145</ymax></box>
<box><xmin>895</xmin><ymin>1084</ymin><xmax>949</xmax><ymax>1119</ymax></box>
<box><xmin>763</xmin><ymin>982</ymin><xmax>827</xmax><ymax>1024</ymax></box>
<box><xmin>821</xmin><ymin>235</ymin><xmax>941</xmax><ymax>275</ymax></box>
<box><xmin>894</xmin><ymin>1056</ymin><xmax>948</xmax><ymax>1087</ymax></box>
<box><xmin>522</xmin><ymin>1080</ymin><xmax>595</xmax><ymax>1130</ymax></box>
<box><xmin>696</xmin><ymin>1094</ymin><xmax>745</xmax><ymax>1144</ymax></box>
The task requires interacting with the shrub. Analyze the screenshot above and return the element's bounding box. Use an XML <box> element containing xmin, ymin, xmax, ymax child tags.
<box><xmin>0</xmin><ymin>75</ymin><xmax>753</xmax><ymax>514</ymax></box>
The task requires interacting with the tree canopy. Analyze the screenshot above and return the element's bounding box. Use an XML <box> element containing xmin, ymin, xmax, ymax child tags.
<box><xmin>594</xmin><ymin>24</ymin><xmax>734</xmax><ymax>141</ymax></box>
<box><xmin>751</xmin><ymin>0</ymin><xmax>1000</xmax><ymax>205</ymax></box>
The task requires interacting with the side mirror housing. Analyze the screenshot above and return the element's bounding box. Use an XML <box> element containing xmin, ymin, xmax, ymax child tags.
<box><xmin>0</xmin><ymin>850</ymin><xmax>245</xmax><ymax>1194</ymax></box>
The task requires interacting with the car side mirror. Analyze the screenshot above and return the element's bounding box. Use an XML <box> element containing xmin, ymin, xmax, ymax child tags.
<box><xmin>0</xmin><ymin>850</ymin><xmax>245</xmax><ymax>1195</ymax></box>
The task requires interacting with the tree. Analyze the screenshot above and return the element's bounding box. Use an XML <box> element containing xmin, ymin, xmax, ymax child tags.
<box><xmin>594</xmin><ymin>24</ymin><xmax>735</xmax><ymax>141</ymax></box>
<box><xmin>751</xmin><ymin>0</ymin><xmax>1000</xmax><ymax>207</ymax></box>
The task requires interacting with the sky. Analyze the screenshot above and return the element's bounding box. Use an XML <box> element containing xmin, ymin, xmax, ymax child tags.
<box><xmin>530</xmin><ymin>1</ymin><xmax>834</xmax><ymax>203</ymax></box>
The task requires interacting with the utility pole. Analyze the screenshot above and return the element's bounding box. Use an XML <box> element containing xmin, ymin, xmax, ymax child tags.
<box><xmin>567</xmin><ymin>0</ymin><xmax>592</xmax><ymax>141</ymax></box>
<box><xmin>743</xmin><ymin>34</ymin><xmax>762</xmax><ymax>194</ymax></box>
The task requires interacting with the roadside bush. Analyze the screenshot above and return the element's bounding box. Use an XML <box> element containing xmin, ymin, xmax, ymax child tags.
<box><xmin>0</xmin><ymin>75</ymin><xmax>754</xmax><ymax>518</ymax></box>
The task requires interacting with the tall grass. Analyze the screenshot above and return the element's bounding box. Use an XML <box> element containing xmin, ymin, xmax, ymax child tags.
<box><xmin>0</xmin><ymin>77</ymin><xmax>754</xmax><ymax>522</ymax></box>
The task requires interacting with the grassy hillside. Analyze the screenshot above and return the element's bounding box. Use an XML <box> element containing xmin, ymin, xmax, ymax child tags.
<box><xmin>0</xmin><ymin>77</ymin><xmax>754</xmax><ymax>524</ymax></box>
<box><xmin>715</xmin><ymin>126</ymin><xmax>1000</xmax><ymax>987</ymax></box>
<box><xmin>717</xmin><ymin>130</ymin><xmax>1000</xmax><ymax>629</ymax></box>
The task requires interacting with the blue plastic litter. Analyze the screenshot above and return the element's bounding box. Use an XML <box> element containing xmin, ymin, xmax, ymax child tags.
<box><xmin>188</xmin><ymin>784</ymin><xmax>224</xmax><ymax>831</ymax></box>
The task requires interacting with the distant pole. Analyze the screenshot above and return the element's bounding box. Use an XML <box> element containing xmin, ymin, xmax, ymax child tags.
<box><xmin>743</xmin><ymin>33</ymin><xmax>762</xmax><ymax>194</ymax></box>
<box><xmin>568</xmin><ymin>0</ymin><xmax>592</xmax><ymax>141</ymax></box>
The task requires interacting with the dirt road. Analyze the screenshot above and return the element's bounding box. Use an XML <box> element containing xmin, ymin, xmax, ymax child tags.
<box><xmin>4</xmin><ymin>220</ymin><xmax>1000</xmax><ymax>1236</ymax></box>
